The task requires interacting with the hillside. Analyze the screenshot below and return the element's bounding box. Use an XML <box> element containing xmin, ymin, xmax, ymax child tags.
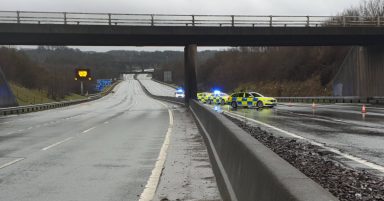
<box><xmin>9</xmin><ymin>82</ymin><xmax>85</xmax><ymax>105</ymax></box>
<box><xmin>154</xmin><ymin>47</ymin><xmax>350</xmax><ymax>97</ymax></box>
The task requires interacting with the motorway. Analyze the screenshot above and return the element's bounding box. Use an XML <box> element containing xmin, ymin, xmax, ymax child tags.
<box><xmin>137</xmin><ymin>74</ymin><xmax>175</xmax><ymax>97</ymax></box>
<box><xmin>214</xmin><ymin>103</ymin><xmax>384</xmax><ymax>175</ymax></box>
<box><xmin>0</xmin><ymin>74</ymin><xmax>220</xmax><ymax>201</ymax></box>
<box><xmin>130</xmin><ymin>75</ymin><xmax>384</xmax><ymax>176</ymax></box>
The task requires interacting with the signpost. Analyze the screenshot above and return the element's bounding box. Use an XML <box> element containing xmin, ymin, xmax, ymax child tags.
<box><xmin>74</xmin><ymin>68</ymin><xmax>91</xmax><ymax>95</ymax></box>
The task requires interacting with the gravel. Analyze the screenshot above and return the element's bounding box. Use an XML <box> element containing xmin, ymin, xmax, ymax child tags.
<box><xmin>225</xmin><ymin>114</ymin><xmax>384</xmax><ymax>201</ymax></box>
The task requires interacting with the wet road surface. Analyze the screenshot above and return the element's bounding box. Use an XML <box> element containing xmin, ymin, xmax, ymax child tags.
<box><xmin>136</xmin><ymin>74</ymin><xmax>175</xmax><ymax>97</ymax></box>
<box><xmin>0</xmin><ymin>75</ymin><xmax>169</xmax><ymax>200</ymax></box>
<box><xmin>0</xmin><ymin>74</ymin><xmax>220</xmax><ymax>201</ymax></box>
<box><xmin>210</xmin><ymin>102</ymin><xmax>384</xmax><ymax>175</ymax></box>
<box><xmin>136</xmin><ymin>75</ymin><xmax>221</xmax><ymax>200</ymax></box>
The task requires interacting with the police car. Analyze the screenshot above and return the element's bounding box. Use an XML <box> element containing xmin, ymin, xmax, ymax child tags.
<box><xmin>197</xmin><ymin>92</ymin><xmax>212</xmax><ymax>103</ymax></box>
<box><xmin>228</xmin><ymin>92</ymin><xmax>277</xmax><ymax>108</ymax></box>
<box><xmin>207</xmin><ymin>90</ymin><xmax>229</xmax><ymax>105</ymax></box>
<box><xmin>175</xmin><ymin>89</ymin><xmax>185</xmax><ymax>98</ymax></box>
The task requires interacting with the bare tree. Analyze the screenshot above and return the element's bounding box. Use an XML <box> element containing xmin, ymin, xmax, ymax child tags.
<box><xmin>359</xmin><ymin>0</ymin><xmax>384</xmax><ymax>17</ymax></box>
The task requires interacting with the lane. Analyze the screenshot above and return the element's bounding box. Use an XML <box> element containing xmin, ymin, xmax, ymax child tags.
<box><xmin>136</xmin><ymin>76</ymin><xmax>221</xmax><ymax>200</ymax></box>
<box><xmin>136</xmin><ymin>74</ymin><xmax>176</xmax><ymax>97</ymax></box>
<box><xmin>211</xmin><ymin>102</ymin><xmax>384</xmax><ymax>174</ymax></box>
<box><xmin>0</xmin><ymin>74</ymin><xmax>172</xmax><ymax>200</ymax></box>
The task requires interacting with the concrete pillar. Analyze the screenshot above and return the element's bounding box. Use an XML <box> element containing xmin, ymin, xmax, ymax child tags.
<box><xmin>333</xmin><ymin>46</ymin><xmax>384</xmax><ymax>96</ymax></box>
<box><xmin>184</xmin><ymin>44</ymin><xmax>198</xmax><ymax>105</ymax></box>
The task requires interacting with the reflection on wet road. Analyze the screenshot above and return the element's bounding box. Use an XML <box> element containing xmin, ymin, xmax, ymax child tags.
<box><xmin>211</xmin><ymin>103</ymin><xmax>384</xmax><ymax>174</ymax></box>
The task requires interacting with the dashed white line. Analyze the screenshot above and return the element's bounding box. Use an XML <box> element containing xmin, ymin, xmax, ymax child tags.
<box><xmin>225</xmin><ymin>111</ymin><xmax>384</xmax><ymax>173</ymax></box>
<box><xmin>0</xmin><ymin>158</ymin><xmax>25</xmax><ymax>169</ymax></box>
<box><xmin>42</xmin><ymin>137</ymin><xmax>73</xmax><ymax>151</ymax></box>
<box><xmin>82</xmin><ymin>127</ymin><xmax>96</xmax><ymax>134</ymax></box>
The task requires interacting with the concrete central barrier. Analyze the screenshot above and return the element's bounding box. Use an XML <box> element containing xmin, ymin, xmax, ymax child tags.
<box><xmin>189</xmin><ymin>100</ymin><xmax>338</xmax><ymax>201</ymax></box>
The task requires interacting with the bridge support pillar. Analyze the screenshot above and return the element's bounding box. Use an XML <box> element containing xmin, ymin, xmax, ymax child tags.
<box><xmin>334</xmin><ymin>46</ymin><xmax>384</xmax><ymax>96</ymax></box>
<box><xmin>184</xmin><ymin>44</ymin><xmax>198</xmax><ymax>105</ymax></box>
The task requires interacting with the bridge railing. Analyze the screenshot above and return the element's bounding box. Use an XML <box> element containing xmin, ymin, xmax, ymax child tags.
<box><xmin>0</xmin><ymin>11</ymin><xmax>383</xmax><ymax>27</ymax></box>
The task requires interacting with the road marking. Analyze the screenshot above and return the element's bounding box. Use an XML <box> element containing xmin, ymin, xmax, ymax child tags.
<box><xmin>139</xmin><ymin>101</ymin><xmax>173</xmax><ymax>201</ymax></box>
<box><xmin>225</xmin><ymin>111</ymin><xmax>384</xmax><ymax>173</ymax></box>
<box><xmin>82</xmin><ymin>127</ymin><xmax>96</xmax><ymax>134</ymax></box>
<box><xmin>0</xmin><ymin>158</ymin><xmax>25</xmax><ymax>169</ymax></box>
<box><xmin>42</xmin><ymin>137</ymin><xmax>73</xmax><ymax>151</ymax></box>
<box><xmin>103</xmin><ymin>121</ymin><xmax>109</xmax><ymax>124</ymax></box>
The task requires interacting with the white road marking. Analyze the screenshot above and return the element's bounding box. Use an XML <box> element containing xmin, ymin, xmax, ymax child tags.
<box><xmin>42</xmin><ymin>137</ymin><xmax>73</xmax><ymax>151</ymax></box>
<box><xmin>225</xmin><ymin>111</ymin><xmax>384</xmax><ymax>173</ymax></box>
<box><xmin>139</xmin><ymin>101</ymin><xmax>173</xmax><ymax>201</ymax></box>
<box><xmin>82</xmin><ymin>127</ymin><xmax>96</xmax><ymax>134</ymax></box>
<box><xmin>103</xmin><ymin>121</ymin><xmax>109</xmax><ymax>124</ymax></box>
<box><xmin>0</xmin><ymin>158</ymin><xmax>25</xmax><ymax>169</ymax></box>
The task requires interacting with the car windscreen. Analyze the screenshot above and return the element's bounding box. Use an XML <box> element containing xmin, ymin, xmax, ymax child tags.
<box><xmin>251</xmin><ymin>92</ymin><xmax>264</xmax><ymax>97</ymax></box>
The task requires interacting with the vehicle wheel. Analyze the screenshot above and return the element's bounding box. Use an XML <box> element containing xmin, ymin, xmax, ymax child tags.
<box><xmin>257</xmin><ymin>101</ymin><xmax>263</xmax><ymax>108</ymax></box>
<box><xmin>221</xmin><ymin>99</ymin><xmax>225</xmax><ymax>105</ymax></box>
<box><xmin>231</xmin><ymin>101</ymin><xmax>237</xmax><ymax>108</ymax></box>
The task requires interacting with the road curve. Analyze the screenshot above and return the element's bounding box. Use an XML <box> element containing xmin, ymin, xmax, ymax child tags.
<box><xmin>136</xmin><ymin>74</ymin><xmax>176</xmax><ymax>97</ymax></box>
<box><xmin>0</xmin><ymin>75</ymin><xmax>172</xmax><ymax>200</ymax></box>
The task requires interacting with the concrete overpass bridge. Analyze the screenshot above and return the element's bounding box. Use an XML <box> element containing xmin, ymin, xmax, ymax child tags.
<box><xmin>1</xmin><ymin>11</ymin><xmax>384</xmax><ymax>101</ymax></box>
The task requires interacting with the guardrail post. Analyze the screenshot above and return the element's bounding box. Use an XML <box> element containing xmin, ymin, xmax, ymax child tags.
<box><xmin>269</xmin><ymin>15</ymin><xmax>273</xmax><ymax>27</ymax></box>
<box><xmin>192</xmin><ymin>15</ymin><xmax>195</xmax><ymax>26</ymax></box>
<box><xmin>342</xmin><ymin>16</ymin><xmax>346</xmax><ymax>27</ymax></box>
<box><xmin>64</xmin><ymin>12</ymin><xmax>67</xmax><ymax>24</ymax></box>
<box><xmin>306</xmin><ymin>16</ymin><xmax>310</xmax><ymax>27</ymax></box>
<box><xmin>108</xmin><ymin>13</ymin><xmax>111</xmax><ymax>25</ymax></box>
<box><xmin>231</xmin><ymin>15</ymin><xmax>234</xmax><ymax>27</ymax></box>
<box><xmin>16</xmin><ymin>11</ymin><xmax>20</xmax><ymax>23</ymax></box>
<box><xmin>151</xmin><ymin>14</ymin><xmax>154</xmax><ymax>26</ymax></box>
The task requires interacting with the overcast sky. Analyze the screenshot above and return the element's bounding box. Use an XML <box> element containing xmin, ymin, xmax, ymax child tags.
<box><xmin>3</xmin><ymin>0</ymin><xmax>362</xmax><ymax>51</ymax></box>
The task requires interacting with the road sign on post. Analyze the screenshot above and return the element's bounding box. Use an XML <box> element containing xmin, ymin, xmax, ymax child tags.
<box><xmin>74</xmin><ymin>68</ymin><xmax>92</xmax><ymax>81</ymax></box>
<box><xmin>74</xmin><ymin>68</ymin><xmax>92</xmax><ymax>96</ymax></box>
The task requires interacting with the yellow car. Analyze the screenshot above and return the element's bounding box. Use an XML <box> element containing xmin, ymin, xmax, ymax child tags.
<box><xmin>197</xmin><ymin>92</ymin><xmax>212</xmax><ymax>104</ymax></box>
<box><xmin>207</xmin><ymin>90</ymin><xmax>229</xmax><ymax>105</ymax></box>
<box><xmin>228</xmin><ymin>92</ymin><xmax>277</xmax><ymax>108</ymax></box>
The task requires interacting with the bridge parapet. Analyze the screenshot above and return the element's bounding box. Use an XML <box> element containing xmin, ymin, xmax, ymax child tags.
<box><xmin>0</xmin><ymin>11</ymin><xmax>383</xmax><ymax>27</ymax></box>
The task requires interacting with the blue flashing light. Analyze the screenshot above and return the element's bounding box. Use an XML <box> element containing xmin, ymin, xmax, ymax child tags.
<box><xmin>213</xmin><ymin>90</ymin><xmax>221</xmax><ymax>95</ymax></box>
<box><xmin>176</xmin><ymin>88</ymin><xmax>184</xmax><ymax>93</ymax></box>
